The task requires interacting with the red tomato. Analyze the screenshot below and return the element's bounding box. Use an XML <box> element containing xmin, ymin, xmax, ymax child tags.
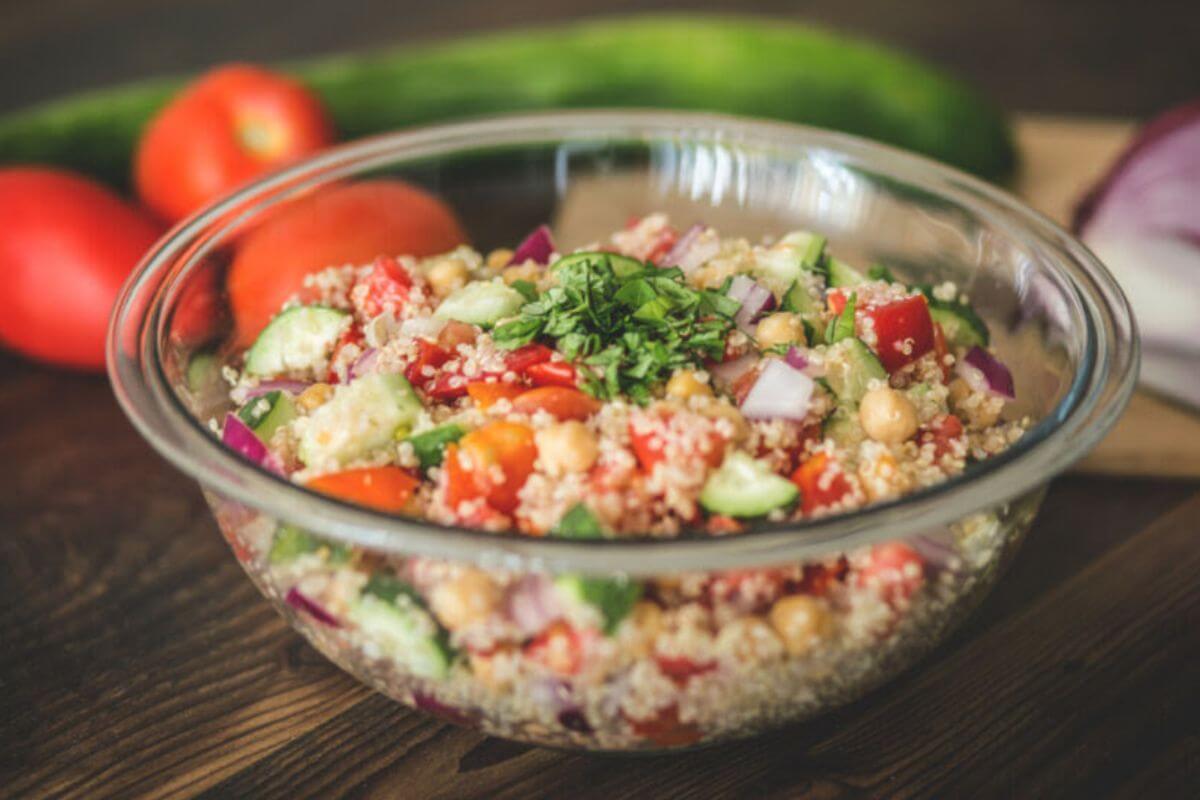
<box><xmin>797</xmin><ymin>558</ymin><xmax>849</xmax><ymax>596</ymax></box>
<box><xmin>403</xmin><ymin>339</ymin><xmax>451</xmax><ymax>387</ymax></box>
<box><xmin>864</xmin><ymin>295</ymin><xmax>935</xmax><ymax>373</ymax></box>
<box><xmin>655</xmin><ymin>655</ymin><xmax>716</xmax><ymax>686</ymax></box>
<box><xmin>325</xmin><ymin>324</ymin><xmax>364</xmax><ymax>383</ymax></box>
<box><xmin>444</xmin><ymin>421</ymin><xmax>537</xmax><ymax>515</ymax></box>
<box><xmin>790</xmin><ymin>452</ymin><xmax>854</xmax><ymax>514</ymax></box>
<box><xmin>227</xmin><ymin>180</ymin><xmax>466</xmax><ymax>347</ymax></box>
<box><xmin>524</xmin><ymin>360</ymin><xmax>579</xmax><ymax>388</ymax></box>
<box><xmin>524</xmin><ymin>621</ymin><xmax>597</xmax><ymax>676</ymax></box>
<box><xmin>921</xmin><ymin>414</ymin><xmax>965</xmax><ymax>459</ymax></box>
<box><xmin>0</xmin><ymin>168</ymin><xmax>164</xmax><ymax>370</ymax></box>
<box><xmin>135</xmin><ymin>64</ymin><xmax>336</xmax><ymax>222</ymax></box>
<box><xmin>628</xmin><ymin>412</ymin><xmax>726</xmax><ymax>473</ymax></box>
<box><xmin>426</xmin><ymin>372</ymin><xmax>470</xmax><ymax>402</ymax></box>
<box><xmin>357</xmin><ymin>256</ymin><xmax>414</xmax><ymax>319</ymax></box>
<box><xmin>857</xmin><ymin>542</ymin><xmax>925</xmax><ymax>604</ymax></box>
<box><xmin>931</xmin><ymin>322</ymin><xmax>951</xmax><ymax>381</ymax></box>
<box><xmin>306</xmin><ymin>466</ymin><xmax>418</xmax><ymax>513</ymax></box>
<box><xmin>467</xmin><ymin>381</ymin><xmax>525</xmax><ymax>409</ymax></box>
<box><xmin>503</xmin><ymin>343</ymin><xmax>555</xmax><ymax>373</ymax></box>
<box><xmin>512</xmin><ymin>387</ymin><xmax>600</xmax><ymax>421</ymax></box>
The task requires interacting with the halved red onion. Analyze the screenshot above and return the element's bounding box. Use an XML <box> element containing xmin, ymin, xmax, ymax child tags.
<box><xmin>349</xmin><ymin>347</ymin><xmax>379</xmax><ymax>380</ymax></box>
<box><xmin>221</xmin><ymin>413</ymin><xmax>285</xmax><ymax>474</ymax></box>
<box><xmin>784</xmin><ymin>346</ymin><xmax>808</xmax><ymax>371</ymax></box>
<box><xmin>739</xmin><ymin>358</ymin><xmax>814</xmax><ymax>421</ymax></box>
<box><xmin>509</xmin><ymin>224</ymin><xmax>556</xmax><ymax>266</ymax></box>
<box><xmin>957</xmin><ymin>346</ymin><xmax>1015</xmax><ymax>399</ymax></box>
<box><xmin>709</xmin><ymin>352</ymin><xmax>758</xmax><ymax>389</ymax></box>
<box><xmin>727</xmin><ymin>275</ymin><xmax>775</xmax><ymax>335</ymax></box>
<box><xmin>285</xmin><ymin>587</ymin><xmax>340</xmax><ymax>627</ymax></box>
<box><xmin>505</xmin><ymin>575</ymin><xmax>562</xmax><ymax>637</ymax></box>
<box><xmin>243</xmin><ymin>379</ymin><xmax>312</xmax><ymax>399</ymax></box>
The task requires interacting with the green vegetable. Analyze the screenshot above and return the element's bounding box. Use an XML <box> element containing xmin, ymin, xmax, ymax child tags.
<box><xmin>913</xmin><ymin>284</ymin><xmax>990</xmax><ymax>347</ymax></box>
<box><xmin>244</xmin><ymin>305</ymin><xmax>350</xmax><ymax>377</ymax></box>
<box><xmin>354</xmin><ymin>572</ymin><xmax>456</xmax><ymax>678</ymax></box>
<box><xmin>823</xmin><ymin>404</ymin><xmax>865</xmax><ymax>448</ymax></box>
<box><xmin>185</xmin><ymin>352</ymin><xmax>220</xmax><ymax>395</ymax></box>
<box><xmin>824</xmin><ymin>338</ymin><xmax>888</xmax><ymax>404</ymax></box>
<box><xmin>269</xmin><ymin>524</ymin><xmax>351</xmax><ymax>564</ymax></box>
<box><xmin>825</xmin><ymin>291</ymin><xmax>857</xmax><ymax>344</ymax></box>
<box><xmin>299</xmin><ymin>372</ymin><xmax>423</xmax><ymax>466</ymax></box>
<box><xmin>699</xmin><ymin>452</ymin><xmax>798</xmax><ymax>517</ymax></box>
<box><xmin>0</xmin><ymin>17</ymin><xmax>1013</xmax><ymax>189</ymax></box>
<box><xmin>405</xmin><ymin>424</ymin><xmax>466</xmax><ymax>471</ymax></box>
<box><xmin>433</xmin><ymin>279</ymin><xmax>526</xmax><ymax>327</ymax></box>
<box><xmin>552</xmin><ymin>503</ymin><xmax>606</xmax><ymax>539</ymax></box>
<box><xmin>494</xmin><ymin>252</ymin><xmax>737</xmax><ymax>402</ymax></box>
<box><xmin>867</xmin><ymin>264</ymin><xmax>899</xmax><ymax>283</ymax></box>
<box><xmin>236</xmin><ymin>390</ymin><xmax>297</xmax><ymax>442</ymax></box>
<box><xmin>827</xmin><ymin>258</ymin><xmax>868</xmax><ymax>288</ymax></box>
<box><xmin>554</xmin><ymin>575</ymin><xmax>642</xmax><ymax>634</ymax></box>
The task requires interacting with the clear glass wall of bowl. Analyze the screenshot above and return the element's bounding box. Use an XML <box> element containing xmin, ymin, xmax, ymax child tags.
<box><xmin>110</xmin><ymin>114</ymin><xmax>1135</xmax><ymax>751</ymax></box>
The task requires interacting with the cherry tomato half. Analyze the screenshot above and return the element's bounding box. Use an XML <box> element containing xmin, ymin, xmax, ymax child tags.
<box><xmin>135</xmin><ymin>64</ymin><xmax>336</xmax><ymax>223</ymax></box>
<box><xmin>445</xmin><ymin>421</ymin><xmax>537</xmax><ymax>515</ymax></box>
<box><xmin>0</xmin><ymin>168</ymin><xmax>164</xmax><ymax>370</ymax></box>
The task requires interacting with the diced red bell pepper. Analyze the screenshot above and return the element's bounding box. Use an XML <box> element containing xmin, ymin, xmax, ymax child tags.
<box><xmin>857</xmin><ymin>542</ymin><xmax>925</xmax><ymax>604</ymax></box>
<box><xmin>358</xmin><ymin>255</ymin><xmax>414</xmax><ymax>318</ymax></box>
<box><xmin>403</xmin><ymin>339</ymin><xmax>450</xmax><ymax>387</ymax></box>
<box><xmin>525</xmin><ymin>360</ymin><xmax>579</xmax><ymax>388</ymax></box>
<box><xmin>504</xmin><ymin>343</ymin><xmax>555</xmax><ymax>373</ymax></box>
<box><xmin>790</xmin><ymin>452</ymin><xmax>853</xmax><ymax>514</ymax></box>
<box><xmin>864</xmin><ymin>295</ymin><xmax>935</xmax><ymax>373</ymax></box>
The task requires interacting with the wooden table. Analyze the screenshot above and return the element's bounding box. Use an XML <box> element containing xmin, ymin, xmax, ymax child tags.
<box><xmin>2</xmin><ymin>117</ymin><xmax>1199</xmax><ymax>799</ymax></box>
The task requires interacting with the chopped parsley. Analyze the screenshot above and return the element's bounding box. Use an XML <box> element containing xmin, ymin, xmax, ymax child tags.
<box><xmin>493</xmin><ymin>252</ymin><xmax>740</xmax><ymax>402</ymax></box>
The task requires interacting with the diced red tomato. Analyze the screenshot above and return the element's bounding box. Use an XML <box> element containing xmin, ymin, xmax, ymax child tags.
<box><xmin>467</xmin><ymin>380</ymin><xmax>526</xmax><ymax>409</ymax></box>
<box><xmin>403</xmin><ymin>339</ymin><xmax>451</xmax><ymax>387</ymax></box>
<box><xmin>524</xmin><ymin>621</ymin><xmax>596</xmax><ymax>676</ymax></box>
<box><xmin>797</xmin><ymin>558</ymin><xmax>849</xmax><ymax>596</ymax></box>
<box><xmin>358</xmin><ymin>255</ymin><xmax>414</xmax><ymax>318</ymax></box>
<box><xmin>644</xmin><ymin>226</ymin><xmax>678</xmax><ymax>264</ymax></box>
<box><xmin>326</xmin><ymin>325</ymin><xmax>365</xmax><ymax>384</ymax></box>
<box><xmin>857</xmin><ymin>542</ymin><xmax>925</xmax><ymax>604</ymax></box>
<box><xmin>628</xmin><ymin>413</ymin><xmax>726</xmax><ymax>473</ymax></box>
<box><xmin>512</xmin><ymin>386</ymin><xmax>599</xmax><ymax>421</ymax></box>
<box><xmin>921</xmin><ymin>414</ymin><xmax>965</xmax><ymax>459</ymax></box>
<box><xmin>306</xmin><ymin>466</ymin><xmax>419</xmax><ymax>513</ymax></box>
<box><xmin>503</xmin><ymin>343</ymin><xmax>555</xmax><ymax>373</ymax></box>
<box><xmin>437</xmin><ymin>320</ymin><xmax>478</xmax><ymax>351</ymax></box>
<box><xmin>627</xmin><ymin>704</ymin><xmax>704</xmax><ymax>748</ymax></box>
<box><xmin>426</xmin><ymin>372</ymin><xmax>470</xmax><ymax>402</ymax></box>
<box><xmin>705</xmin><ymin>514</ymin><xmax>744</xmax><ymax>535</ymax></box>
<box><xmin>863</xmin><ymin>295</ymin><xmax>935</xmax><ymax>373</ymax></box>
<box><xmin>444</xmin><ymin>421</ymin><xmax>537</xmax><ymax>515</ymax></box>
<box><xmin>655</xmin><ymin>655</ymin><xmax>717</xmax><ymax>686</ymax></box>
<box><xmin>932</xmin><ymin>322</ymin><xmax>951</xmax><ymax>381</ymax></box>
<box><xmin>706</xmin><ymin>568</ymin><xmax>789</xmax><ymax>611</ymax></box>
<box><xmin>525</xmin><ymin>360</ymin><xmax>578</xmax><ymax>388</ymax></box>
<box><xmin>791</xmin><ymin>452</ymin><xmax>854</xmax><ymax>514</ymax></box>
<box><xmin>827</xmin><ymin>289</ymin><xmax>848</xmax><ymax>316</ymax></box>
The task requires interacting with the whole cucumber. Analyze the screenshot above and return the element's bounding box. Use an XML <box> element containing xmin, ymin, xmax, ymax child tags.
<box><xmin>0</xmin><ymin>16</ymin><xmax>1014</xmax><ymax>189</ymax></box>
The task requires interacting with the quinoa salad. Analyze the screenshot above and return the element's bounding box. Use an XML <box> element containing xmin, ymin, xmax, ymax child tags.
<box><xmin>200</xmin><ymin>214</ymin><xmax>1032</xmax><ymax>748</ymax></box>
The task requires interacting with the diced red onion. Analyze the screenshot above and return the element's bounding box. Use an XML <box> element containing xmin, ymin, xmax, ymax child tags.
<box><xmin>505</xmin><ymin>575</ymin><xmax>562</xmax><ymax>637</ymax></box>
<box><xmin>221</xmin><ymin>413</ymin><xmax>285</xmax><ymax>474</ymax></box>
<box><xmin>412</xmin><ymin>691</ymin><xmax>476</xmax><ymax>726</ymax></box>
<box><xmin>660</xmin><ymin>223</ymin><xmax>719</xmax><ymax>274</ymax></box>
<box><xmin>709</xmin><ymin>353</ymin><xmax>758</xmax><ymax>389</ymax></box>
<box><xmin>959</xmin><ymin>346</ymin><xmax>1015</xmax><ymax>399</ymax></box>
<box><xmin>509</xmin><ymin>224</ymin><xmax>556</xmax><ymax>266</ymax></box>
<box><xmin>907</xmin><ymin>534</ymin><xmax>962</xmax><ymax>573</ymax></box>
<box><xmin>400</xmin><ymin>316</ymin><xmax>448</xmax><ymax>339</ymax></box>
<box><xmin>244</xmin><ymin>379</ymin><xmax>311</xmax><ymax>399</ymax></box>
<box><xmin>784</xmin><ymin>346</ymin><xmax>808</xmax><ymax>371</ymax></box>
<box><xmin>557</xmin><ymin>707</ymin><xmax>593</xmax><ymax>734</ymax></box>
<box><xmin>727</xmin><ymin>275</ymin><xmax>775</xmax><ymax>335</ymax></box>
<box><xmin>739</xmin><ymin>359</ymin><xmax>814</xmax><ymax>421</ymax></box>
<box><xmin>285</xmin><ymin>587</ymin><xmax>340</xmax><ymax>627</ymax></box>
<box><xmin>349</xmin><ymin>347</ymin><xmax>379</xmax><ymax>380</ymax></box>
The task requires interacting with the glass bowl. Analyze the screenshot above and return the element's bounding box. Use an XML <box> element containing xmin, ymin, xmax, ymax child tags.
<box><xmin>108</xmin><ymin>111</ymin><xmax>1136</xmax><ymax>751</ymax></box>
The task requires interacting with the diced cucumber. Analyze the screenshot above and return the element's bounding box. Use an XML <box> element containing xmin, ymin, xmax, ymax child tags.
<box><xmin>405</xmin><ymin>424</ymin><xmax>466</xmax><ymax>471</ymax></box>
<box><xmin>236</xmin><ymin>390</ymin><xmax>297</xmax><ymax>442</ymax></box>
<box><xmin>299</xmin><ymin>373</ymin><xmax>423</xmax><ymax>467</ymax></box>
<box><xmin>929</xmin><ymin>302</ymin><xmax>989</xmax><ymax>348</ymax></box>
<box><xmin>754</xmin><ymin>231</ymin><xmax>827</xmax><ymax>296</ymax></box>
<box><xmin>823</xmin><ymin>404</ymin><xmax>865</xmax><ymax>448</ymax></box>
<box><xmin>269</xmin><ymin>524</ymin><xmax>351</xmax><ymax>564</ymax></box>
<box><xmin>699</xmin><ymin>452</ymin><xmax>798</xmax><ymax>518</ymax></box>
<box><xmin>434</xmin><ymin>279</ymin><xmax>526</xmax><ymax>327</ymax></box>
<box><xmin>827</xmin><ymin>258</ymin><xmax>868</xmax><ymax>288</ymax></box>
<box><xmin>552</xmin><ymin>503</ymin><xmax>606</xmax><ymax>539</ymax></box>
<box><xmin>824</xmin><ymin>291</ymin><xmax>857</xmax><ymax>344</ymax></box>
<box><xmin>349</xmin><ymin>590</ymin><xmax>454</xmax><ymax>680</ymax></box>
<box><xmin>186</xmin><ymin>352</ymin><xmax>221</xmax><ymax>395</ymax></box>
<box><xmin>554</xmin><ymin>575</ymin><xmax>642</xmax><ymax>634</ymax></box>
<box><xmin>244</xmin><ymin>305</ymin><xmax>350</xmax><ymax>377</ymax></box>
<box><xmin>782</xmin><ymin>279</ymin><xmax>822</xmax><ymax>321</ymax></box>
<box><xmin>824</xmin><ymin>338</ymin><xmax>888</xmax><ymax>404</ymax></box>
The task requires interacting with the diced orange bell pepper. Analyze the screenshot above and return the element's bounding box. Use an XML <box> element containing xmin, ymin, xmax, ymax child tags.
<box><xmin>511</xmin><ymin>386</ymin><xmax>600</xmax><ymax>421</ymax></box>
<box><xmin>467</xmin><ymin>380</ymin><xmax>526</xmax><ymax>409</ymax></box>
<box><xmin>306</xmin><ymin>466</ymin><xmax>419</xmax><ymax>513</ymax></box>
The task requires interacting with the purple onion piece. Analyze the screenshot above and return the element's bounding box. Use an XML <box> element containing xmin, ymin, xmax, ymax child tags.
<box><xmin>509</xmin><ymin>224</ymin><xmax>556</xmax><ymax>266</ymax></box>
<box><xmin>907</xmin><ymin>534</ymin><xmax>962</xmax><ymax>573</ymax></box>
<box><xmin>221</xmin><ymin>413</ymin><xmax>285</xmax><ymax>474</ymax></box>
<box><xmin>962</xmin><ymin>346</ymin><xmax>1015</xmax><ymax>399</ymax></box>
<box><xmin>784</xmin><ymin>346</ymin><xmax>809</xmax><ymax>371</ymax></box>
<box><xmin>739</xmin><ymin>359</ymin><xmax>815</xmax><ymax>421</ymax></box>
<box><xmin>505</xmin><ymin>575</ymin><xmax>563</xmax><ymax>637</ymax></box>
<box><xmin>349</xmin><ymin>347</ymin><xmax>379</xmax><ymax>380</ymax></box>
<box><xmin>727</xmin><ymin>275</ymin><xmax>775</xmax><ymax>335</ymax></box>
<box><xmin>709</xmin><ymin>353</ymin><xmax>758</xmax><ymax>388</ymax></box>
<box><xmin>557</xmin><ymin>708</ymin><xmax>594</xmax><ymax>734</ymax></box>
<box><xmin>243</xmin><ymin>379</ymin><xmax>312</xmax><ymax>399</ymax></box>
<box><xmin>285</xmin><ymin>587</ymin><xmax>340</xmax><ymax>627</ymax></box>
<box><xmin>413</xmin><ymin>691</ymin><xmax>477</xmax><ymax>726</ymax></box>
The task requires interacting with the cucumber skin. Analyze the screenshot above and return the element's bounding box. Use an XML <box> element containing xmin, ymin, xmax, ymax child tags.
<box><xmin>0</xmin><ymin>16</ymin><xmax>1014</xmax><ymax>189</ymax></box>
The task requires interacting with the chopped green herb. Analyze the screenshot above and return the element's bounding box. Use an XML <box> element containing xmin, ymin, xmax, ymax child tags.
<box><xmin>405</xmin><ymin>424</ymin><xmax>466</xmax><ymax>471</ymax></box>
<box><xmin>493</xmin><ymin>252</ymin><xmax>738</xmax><ymax>402</ymax></box>
<box><xmin>802</xmin><ymin>234</ymin><xmax>828</xmax><ymax>272</ymax></box>
<box><xmin>363</xmin><ymin>572</ymin><xmax>425</xmax><ymax>608</ymax></box>
<box><xmin>269</xmin><ymin>524</ymin><xmax>350</xmax><ymax>565</ymax></box>
<box><xmin>552</xmin><ymin>503</ymin><xmax>606</xmax><ymax>539</ymax></box>
<box><xmin>825</xmin><ymin>291</ymin><xmax>857</xmax><ymax>344</ymax></box>
<box><xmin>867</xmin><ymin>263</ymin><xmax>898</xmax><ymax>283</ymax></box>
<box><xmin>510</xmin><ymin>279</ymin><xmax>539</xmax><ymax>302</ymax></box>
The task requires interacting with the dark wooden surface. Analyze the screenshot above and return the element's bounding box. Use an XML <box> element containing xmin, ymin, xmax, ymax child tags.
<box><xmin>4</xmin><ymin>3</ymin><xmax>1200</xmax><ymax>798</ymax></box>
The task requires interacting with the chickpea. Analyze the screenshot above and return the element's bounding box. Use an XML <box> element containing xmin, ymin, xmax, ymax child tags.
<box><xmin>666</xmin><ymin>369</ymin><xmax>713</xmax><ymax>400</ymax></box>
<box><xmin>947</xmin><ymin>377</ymin><xmax>973</xmax><ymax>410</ymax></box>
<box><xmin>486</xmin><ymin>248</ymin><xmax>515</xmax><ymax>270</ymax></box>
<box><xmin>297</xmin><ymin>382</ymin><xmax>334</xmax><ymax>411</ymax></box>
<box><xmin>857</xmin><ymin>450</ymin><xmax>912</xmax><ymax>503</ymax></box>
<box><xmin>624</xmin><ymin>601</ymin><xmax>664</xmax><ymax>657</ymax></box>
<box><xmin>535</xmin><ymin>421</ymin><xmax>599</xmax><ymax>477</ymax></box>
<box><xmin>501</xmin><ymin>261</ymin><xmax>542</xmax><ymax>286</ymax></box>
<box><xmin>426</xmin><ymin>257</ymin><xmax>470</xmax><ymax>297</ymax></box>
<box><xmin>755</xmin><ymin>312</ymin><xmax>807</xmax><ymax>350</ymax></box>
<box><xmin>715</xmin><ymin>616</ymin><xmax>785</xmax><ymax>662</ymax></box>
<box><xmin>768</xmin><ymin>595</ymin><xmax>833</xmax><ymax>656</ymax></box>
<box><xmin>429</xmin><ymin>568</ymin><xmax>501</xmax><ymax>630</ymax></box>
<box><xmin>858</xmin><ymin>386</ymin><xmax>919</xmax><ymax>443</ymax></box>
<box><xmin>470</xmin><ymin>645</ymin><xmax>516</xmax><ymax>690</ymax></box>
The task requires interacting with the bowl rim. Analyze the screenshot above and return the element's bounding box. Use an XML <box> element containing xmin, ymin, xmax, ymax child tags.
<box><xmin>107</xmin><ymin>109</ymin><xmax>1139</xmax><ymax>575</ymax></box>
